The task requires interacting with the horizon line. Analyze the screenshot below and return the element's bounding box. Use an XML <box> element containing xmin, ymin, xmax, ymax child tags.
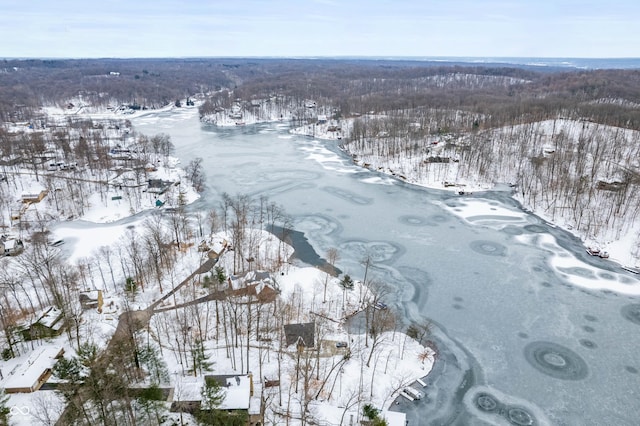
<box><xmin>3</xmin><ymin>55</ymin><xmax>640</xmax><ymax>61</ymax></box>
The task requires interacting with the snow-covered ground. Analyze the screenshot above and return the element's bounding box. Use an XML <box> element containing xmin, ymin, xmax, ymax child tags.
<box><xmin>4</xmin><ymin>99</ymin><xmax>639</xmax><ymax>424</ymax></box>
<box><xmin>1</xmin><ymin>124</ymin><xmax>429</xmax><ymax>425</ymax></box>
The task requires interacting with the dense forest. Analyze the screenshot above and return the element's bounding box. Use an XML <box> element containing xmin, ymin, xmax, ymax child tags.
<box><xmin>3</xmin><ymin>58</ymin><xmax>640</xmax><ymax>129</ymax></box>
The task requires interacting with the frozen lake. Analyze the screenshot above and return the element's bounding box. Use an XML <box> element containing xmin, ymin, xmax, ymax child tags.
<box><xmin>133</xmin><ymin>108</ymin><xmax>640</xmax><ymax>425</ymax></box>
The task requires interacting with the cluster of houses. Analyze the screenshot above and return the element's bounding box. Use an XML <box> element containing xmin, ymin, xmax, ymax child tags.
<box><xmin>0</xmin><ymin>262</ymin><xmax>408</xmax><ymax>425</ymax></box>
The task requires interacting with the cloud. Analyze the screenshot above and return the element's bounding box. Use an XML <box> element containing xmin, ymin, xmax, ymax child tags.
<box><xmin>1</xmin><ymin>0</ymin><xmax>639</xmax><ymax>58</ymax></box>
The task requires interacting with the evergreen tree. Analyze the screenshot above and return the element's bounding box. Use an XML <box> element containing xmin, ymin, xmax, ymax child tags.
<box><xmin>137</xmin><ymin>384</ymin><xmax>165</xmax><ymax>425</ymax></box>
<box><xmin>190</xmin><ymin>339</ymin><xmax>214</xmax><ymax>376</ymax></box>
<box><xmin>0</xmin><ymin>390</ymin><xmax>10</xmax><ymax>426</ymax></box>
<box><xmin>139</xmin><ymin>344</ymin><xmax>170</xmax><ymax>384</ymax></box>
<box><xmin>340</xmin><ymin>274</ymin><xmax>354</xmax><ymax>289</ymax></box>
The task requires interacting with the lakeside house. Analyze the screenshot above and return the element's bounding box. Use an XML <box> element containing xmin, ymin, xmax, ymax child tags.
<box><xmin>2</xmin><ymin>346</ymin><xmax>64</xmax><ymax>393</ymax></box>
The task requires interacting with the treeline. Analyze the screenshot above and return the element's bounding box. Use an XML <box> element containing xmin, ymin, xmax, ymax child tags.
<box><xmin>0</xmin><ymin>58</ymin><xmax>234</xmax><ymax>121</ymax></box>
<box><xmin>196</xmin><ymin>60</ymin><xmax>640</xmax><ymax>131</ymax></box>
<box><xmin>3</xmin><ymin>58</ymin><xmax>640</xmax><ymax>131</ymax></box>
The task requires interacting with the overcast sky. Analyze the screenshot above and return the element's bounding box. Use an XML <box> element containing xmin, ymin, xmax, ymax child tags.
<box><xmin>1</xmin><ymin>0</ymin><xmax>639</xmax><ymax>58</ymax></box>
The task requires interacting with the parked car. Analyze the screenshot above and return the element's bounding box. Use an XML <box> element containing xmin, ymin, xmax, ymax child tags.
<box><xmin>335</xmin><ymin>341</ymin><xmax>348</xmax><ymax>348</ymax></box>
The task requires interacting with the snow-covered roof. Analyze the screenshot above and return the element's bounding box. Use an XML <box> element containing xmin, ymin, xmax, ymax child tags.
<box><xmin>2</xmin><ymin>346</ymin><xmax>64</xmax><ymax>392</ymax></box>
<box><xmin>174</xmin><ymin>374</ymin><xmax>252</xmax><ymax>410</ymax></box>
<box><xmin>37</xmin><ymin>306</ymin><xmax>63</xmax><ymax>328</ymax></box>
<box><xmin>381</xmin><ymin>410</ymin><xmax>408</xmax><ymax>426</ymax></box>
<box><xmin>3</xmin><ymin>239</ymin><xmax>17</xmax><ymax>250</ymax></box>
<box><xmin>217</xmin><ymin>375</ymin><xmax>251</xmax><ymax>410</ymax></box>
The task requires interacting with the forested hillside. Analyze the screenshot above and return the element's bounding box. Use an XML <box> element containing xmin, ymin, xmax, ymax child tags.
<box><xmin>4</xmin><ymin>58</ymin><xmax>640</xmax><ymax>255</ymax></box>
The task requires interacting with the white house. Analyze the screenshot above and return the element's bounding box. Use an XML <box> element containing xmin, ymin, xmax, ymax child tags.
<box><xmin>1</xmin><ymin>235</ymin><xmax>24</xmax><ymax>256</ymax></box>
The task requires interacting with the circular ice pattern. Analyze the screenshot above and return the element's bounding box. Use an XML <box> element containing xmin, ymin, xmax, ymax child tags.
<box><xmin>579</xmin><ymin>339</ymin><xmax>597</xmax><ymax>349</ymax></box>
<box><xmin>430</xmin><ymin>214</ymin><xmax>449</xmax><ymax>223</ymax></box>
<box><xmin>398</xmin><ymin>215</ymin><xmax>429</xmax><ymax>226</ymax></box>
<box><xmin>598</xmin><ymin>272</ymin><xmax>615</xmax><ymax>280</ymax></box>
<box><xmin>621</xmin><ymin>304</ymin><xmax>640</xmax><ymax>325</ymax></box>
<box><xmin>524</xmin><ymin>224</ymin><xmax>547</xmax><ymax>233</ymax></box>
<box><xmin>501</xmin><ymin>226</ymin><xmax>524</xmax><ymax>236</ymax></box>
<box><xmin>339</xmin><ymin>240</ymin><xmax>401</xmax><ymax>263</ymax></box>
<box><xmin>508</xmin><ymin>407</ymin><xmax>535</xmax><ymax>426</ymax></box>
<box><xmin>469</xmin><ymin>240</ymin><xmax>507</xmax><ymax>256</ymax></box>
<box><xmin>558</xmin><ymin>267</ymin><xmax>596</xmax><ymax>279</ymax></box>
<box><xmin>524</xmin><ymin>341</ymin><xmax>589</xmax><ymax>380</ymax></box>
<box><xmin>475</xmin><ymin>393</ymin><xmax>498</xmax><ymax>412</ymax></box>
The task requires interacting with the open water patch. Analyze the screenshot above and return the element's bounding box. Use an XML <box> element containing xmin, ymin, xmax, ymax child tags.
<box><xmin>620</xmin><ymin>303</ymin><xmax>640</xmax><ymax>325</ymax></box>
<box><xmin>523</xmin><ymin>341</ymin><xmax>589</xmax><ymax>380</ymax></box>
<box><xmin>469</xmin><ymin>240</ymin><xmax>507</xmax><ymax>256</ymax></box>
